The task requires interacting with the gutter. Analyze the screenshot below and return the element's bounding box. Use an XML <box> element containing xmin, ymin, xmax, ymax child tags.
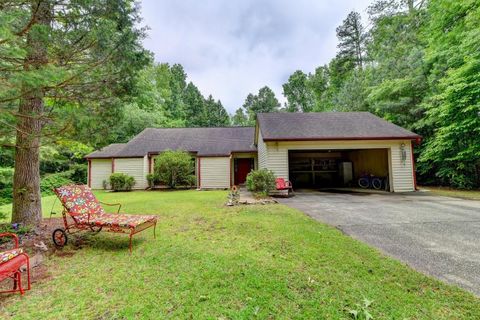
<box><xmin>261</xmin><ymin>136</ymin><xmax>422</xmax><ymax>142</ymax></box>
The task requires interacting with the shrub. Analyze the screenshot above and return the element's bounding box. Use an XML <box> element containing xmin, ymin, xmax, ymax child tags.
<box><xmin>109</xmin><ymin>173</ymin><xmax>135</xmax><ymax>191</ymax></box>
<box><xmin>0</xmin><ymin>167</ymin><xmax>14</xmax><ymax>188</ymax></box>
<box><xmin>40</xmin><ymin>171</ymin><xmax>75</xmax><ymax>195</ymax></box>
<box><xmin>69</xmin><ymin>163</ymin><xmax>88</xmax><ymax>184</ymax></box>
<box><xmin>246</xmin><ymin>169</ymin><xmax>276</xmax><ymax>195</ymax></box>
<box><xmin>146</xmin><ymin>173</ymin><xmax>162</xmax><ymax>188</ymax></box>
<box><xmin>154</xmin><ymin>150</ymin><xmax>195</xmax><ymax>188</ymax></box>
<box><xmin>0</xmin><ymin>167</ymin><xmax>14</xmax><ymax>205</ymax></box>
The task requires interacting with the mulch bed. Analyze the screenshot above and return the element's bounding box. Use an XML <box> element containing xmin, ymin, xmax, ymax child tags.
<box><xmin>0</xmin><ymin>218</ymin><xmax>78</xmax><ymax>298</ymax></box>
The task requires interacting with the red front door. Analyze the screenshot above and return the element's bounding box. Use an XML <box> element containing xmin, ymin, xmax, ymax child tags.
<box><xmin>234</xmin><ymin>158</ymin><xmax>253</xmax><ymax>185</ymax></box>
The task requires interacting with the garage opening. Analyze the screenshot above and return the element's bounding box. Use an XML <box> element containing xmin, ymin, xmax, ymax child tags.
<box><xmin>288</xmin><ymin>149</ymin><xmax>390</xmax><ymax>190</ymax></box>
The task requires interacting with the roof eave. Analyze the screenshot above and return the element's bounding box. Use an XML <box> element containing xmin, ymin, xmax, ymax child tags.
<box><xmin>262</xmin><ymin>135</ymin><xmax>422</xmax><ymax>142</ymax></box>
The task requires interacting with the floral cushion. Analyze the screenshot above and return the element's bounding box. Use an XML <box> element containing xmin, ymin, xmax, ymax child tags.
<box><xmin>54</xmin><ymin>185</ymin><xmax>106</xmax><ymax>216</ymax></box>
<box><xmin>0</xmin><ymin>248</ymin><xmax>24</xmax><ymax>264</ymax></box>
<box><xmin>75</xmin><ymin>213</ymin><xmax>157</xmax><ymax>229</ymax></box>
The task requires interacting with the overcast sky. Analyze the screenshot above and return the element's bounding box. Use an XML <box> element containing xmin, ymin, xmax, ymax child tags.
<box><xmin>140</xmin><ymin>0</ymin><xmax>372</xmax><ymax>113</ymax></box>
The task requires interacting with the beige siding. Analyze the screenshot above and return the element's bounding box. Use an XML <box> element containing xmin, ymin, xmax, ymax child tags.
<box><xmin>143</xmin><ymin>155</ymin><xmax>150</xmax><ymax>179</ymax></box>
<box><xmin>263</xmin><ymin>139</ymin><xmax>415</xmax><ymax>192</ymax></box>
<box><xmin>114</xmin><ymin>158</ymin><xmax>147</xmax><ymax>189</ymax></box>
<box><xmin>257</xmin><ymin>130</ymin><xmax>268</xmax><ymax>170</ymax></box>
<box><xmin>390</xmin><ymin>141</ymin><xmax>414</xmax><ymax>192</ymax></box>
<box><xmin>200</xmin><ymin>157</ymin><xmax>230</xmax><ymax>189</ymax></box>
<box><xmin>90</xmin><ymin>159</ymin><xmax>112</xmax><ymax>189</ymax></box>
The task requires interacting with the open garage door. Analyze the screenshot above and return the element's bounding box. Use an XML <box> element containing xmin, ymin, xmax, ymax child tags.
<box><xmin>288</xmin><ymin>149</ymin><xmax>390</xmax><ymax>190</ymax></box>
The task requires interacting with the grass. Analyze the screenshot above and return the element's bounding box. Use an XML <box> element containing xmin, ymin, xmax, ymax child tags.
<box><xmin>419</xmin><ymin>186</ymin><xmax>480</xmax><ymax>201</ymax></box>
<box><xmin>1</xmin><ymin>190</ymin><xmax>479</xmax><ymax>319</ymax></box>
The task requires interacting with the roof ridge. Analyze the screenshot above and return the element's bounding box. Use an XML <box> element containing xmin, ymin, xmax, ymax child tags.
<box><xmin>145</xmin><ymin>126</ymin><xmax>255</xmax><ymax>130</ymax></box>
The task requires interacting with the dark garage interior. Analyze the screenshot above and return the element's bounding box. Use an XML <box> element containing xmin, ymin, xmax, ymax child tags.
<box><xmin>288</xmin><ymin>149</ymin><xmax>390</xmax><ymax>189</ymax></box>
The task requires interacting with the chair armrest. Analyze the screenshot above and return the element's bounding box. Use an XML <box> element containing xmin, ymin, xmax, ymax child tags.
<box><xmin>286</xmin><ymin>181</ymin><xmax>293</xmax><ymax>188</ymax></box>
<box><xmin>99</xmin><ymin>202</ymin><xmax>122</xmax><ymax>214</ymax></box>
<box><xmin>0</xmin><ymin>233</ymin><xmax>19</xmax><ymax>248</ymax></box>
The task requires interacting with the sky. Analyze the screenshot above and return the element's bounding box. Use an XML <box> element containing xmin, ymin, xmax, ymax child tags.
<box><xmin>140</xmin><ymin>0</ymin><xmax>372</xmax><ymax>113</ymax></box>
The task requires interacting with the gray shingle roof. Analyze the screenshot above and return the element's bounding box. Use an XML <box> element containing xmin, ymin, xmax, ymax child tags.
<box><xmin>86</xmin><ymin>127</ymin><xmax>256</xmax><ymax>158</ymax></box>
<box><xmin>257</xmin><ymin>112</ymin><xmax>420</xmax><ymax>141</ymax></box>
<box><xmin>86</xmin><ymin>143</ymin><xmax>127</xmax><ymax>158</ymax></box>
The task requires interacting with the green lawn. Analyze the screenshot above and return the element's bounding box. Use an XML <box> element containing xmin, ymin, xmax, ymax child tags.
<box><xmin>1</xmin><ymin>190</ymin><xmax>479</xmax><ymax>319</ymax></box>
<box><xmin>419</xmin><ymin>186</ymin><xmax>480</xmax><ymax>201</ymax></box>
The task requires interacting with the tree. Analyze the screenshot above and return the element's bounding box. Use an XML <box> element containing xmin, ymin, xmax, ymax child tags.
<box><xmin>336</xmin><ymin>11</ymin><xmax>366</xmax><ymax>70</ymax></box>
<box><xmin>282</xmin><ymin>70</ymin><xmax>316</xmax><ymax>112</ymax></box>
<box><xmin>0</xmin><ymin>0</ymin><xmax>149</xmax><ymax>227</ymax></box>
<box><xmin>183</xmin><ymin>82</ymin><xmax>206</xmax><ymax>127</ymax></box>
<box><xmin>366</xmin><ymin>0</ymin><xmax>428</xmax><ymax>128</ymax></box>
<box><xmin>242</xmin><ymin>86</ymin><xmax>280</xmax><ymax>124</ymax></box>
<box><xmin>203</xmin><ymin>95</ymin><xmax>230</xmax><ymax>127</ymax></box>
<box><xmin>418</xmin><ymin>0</ymin><xmax>480</xmax><ymax>188</ymax></box>
<box><xmin>231</xmin><ymin>108</ymin><xmax>248</xmax><ymax>126</ymax></box>
<box><xmin>165</xmin><ymin>63</ymin><xmax>187</xmax><ymax>120</ymax></box>
<box><xmin>309</xmin><ymin>66</ymin><xmax>334</xmax><ymax>112</ymax></box>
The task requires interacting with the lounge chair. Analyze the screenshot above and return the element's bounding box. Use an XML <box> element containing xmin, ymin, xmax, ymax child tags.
<box><xmin>52</xmin><ymin>185</ymin><xmax>157</xmax><ymax>253</ymax></box>
<box><xmin>0</xmin><ymin>233</ymin><xmax>31</xmax><ymax>295</ymax></box>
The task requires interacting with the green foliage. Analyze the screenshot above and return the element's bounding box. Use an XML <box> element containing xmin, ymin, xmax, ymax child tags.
<box><xmin>0</xmin><ymin>167</ymin><xmax>14</xmax><ymax>205</ymax></box>
<box><xmin>0</xmin><ymin>223</ymin><xmax>31</xmax><ymax>236</ymax></box>
<box><xmin>246</xmin><ymin>169</ymin><xmax>276</xmax><ymax>195</ymax></box>
<box><xmin>231</xmin><ymin>108</ymin><xmax>249</xmax><ymax>126</ymax></box>
<box><xmin>154</xmin><ymin>150</ymin><xmax>195</xmax><ymax>188</ymax></box>
<box><xmin>146</xmin><ymin>173</ymin><xmax>161</xmax><ymax>188</ymax></box>
<box><xmin>336</xmin><ymin>11</ymin><xmax>366</xmax><ymax>71</ymax></box>
<box><xmin>240</xmin><ymin>86</ymin><xmax>280</xmax><ymax>125</ymax></box>
<box><xmin>0</xmin><ymin>167</ymin><xmax>14</xmax><ymax>187</ymax></box>
<box><xmin>40</xmin><ymin>172</ymin><xmax>75</xmax><ymax>196</ymax></box>
<box><xmin>348</xmin><ymin>298</ymin><xmax>374</xmax><ymax>320</ymax></box>
<box><xmin>283</xmin><ymin>70</ymin><xmax>316</xmax><ymax>112</ymax></box>
<box><xmin>418</xmin><ymin>0</ymin><xmax>480</xmax><ymax>189</ymax></box>
<box><xmin>203</xmin><ymin>95</ymin><xmax>230</xmax><ymax>127</ymax></box>
<box><xmin>109</xmin><ymin>173</ymin><xmax>136</xmax><ymax>191</ymax></box>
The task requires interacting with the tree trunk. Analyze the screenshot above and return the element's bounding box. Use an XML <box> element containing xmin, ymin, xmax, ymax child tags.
<box><xmin>12</xmin><ymin>96</ymin><xmax>44</xmax><ymax>227</ymax></box>
<box><xmin>11</xmin><ymin>1</ymin><xmax>51</xmax><ymax>227</ymax></box>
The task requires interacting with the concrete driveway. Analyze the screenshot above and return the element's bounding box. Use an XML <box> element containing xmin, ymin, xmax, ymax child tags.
<box><xmin>277</xmin><ymin>190</ymin><xmax>480</xmax><ymax>295</ymax></box>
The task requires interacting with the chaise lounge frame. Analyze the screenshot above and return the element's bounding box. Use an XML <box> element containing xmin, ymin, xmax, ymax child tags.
<box><xmin>52</xmin><ymin>185</ymin><xmax>157</xmax><ymax>253</ymax></box>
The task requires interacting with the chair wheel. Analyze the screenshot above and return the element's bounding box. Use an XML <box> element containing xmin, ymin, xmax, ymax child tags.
<box><xmin>52</xmin><ymin>228</ymin><xmax>68</xmax><ymax>247</ymax></box>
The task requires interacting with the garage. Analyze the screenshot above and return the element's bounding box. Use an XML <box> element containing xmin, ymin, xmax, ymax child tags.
<box><xmin>256</xmin><ymin>112</ymin><xmax>421</xmax><ymax>192</ymax></box>
<box><xmin>288</xmin><ymin>149</ymin><xmax>390</xmax><ymax>189</ymax></box>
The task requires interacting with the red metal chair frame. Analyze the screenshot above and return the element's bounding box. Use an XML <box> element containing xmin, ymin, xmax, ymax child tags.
<box><xmin>53</xmin><ymin>185</ymin><xmax>157</xmax><ymax>253</ymax></box>
<box><xmin>0</xmin><ymin>233</ymin><xmax>31</xmax><ymax>295</ymax></box>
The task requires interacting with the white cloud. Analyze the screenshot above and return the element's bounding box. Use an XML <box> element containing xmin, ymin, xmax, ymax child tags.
<box><xmin>140</xmin><ymin>0</ymin><xmax>372</xmax><ymax>113</ymax></box>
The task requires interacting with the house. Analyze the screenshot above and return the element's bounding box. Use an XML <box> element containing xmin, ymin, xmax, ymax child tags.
<box><xmin>86</xmin><ymin>112</ymin><xmax>421</xmax><ymax>192</ymax></box>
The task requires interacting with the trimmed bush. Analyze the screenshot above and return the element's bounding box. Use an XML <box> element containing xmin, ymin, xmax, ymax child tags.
<box><xmin>154</xmin><ymin>150</ymin><xmax>195</xmax><ymax>188</ymax></box>
<box><xmin>246</xmin><ymin>169</ymin><xmax>276</xmax><ymax>195</ymax></box>
<box><xmin>109</xmin><ymin>173</ymin><xmax>136</xmax><ymax>191</ymax></box>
